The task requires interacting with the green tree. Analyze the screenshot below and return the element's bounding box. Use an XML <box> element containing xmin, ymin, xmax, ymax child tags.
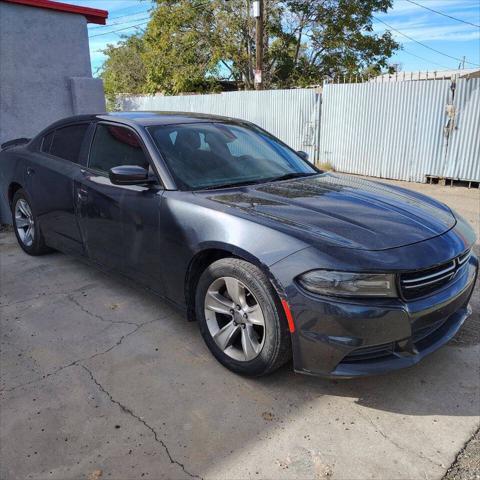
<box><xmin>101</xmin><ymin>34</ymin><xmax>147</xmax><ymax>108</ymax></box>
<box><xmin>142</xmin><ymin>0</ymin><xmax>223</xmax><ymax>94</ymax></box>
<box><xmin>101</xmin><ymin>0</ymin><xmax>399</xmax><ymax>95</ymax></box>
<box><xmin>274</xmin><ymin>0</ymin><xmax>399</xmax><ymax>86</ymax></box>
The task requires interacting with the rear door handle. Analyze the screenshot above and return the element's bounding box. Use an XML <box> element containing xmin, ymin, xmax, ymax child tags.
<box><xmin>26</xmin><ymin>167</ymin><xmax>35</xmax><ymax>176</ymax></box>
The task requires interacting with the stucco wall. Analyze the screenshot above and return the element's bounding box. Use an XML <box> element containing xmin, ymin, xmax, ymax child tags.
<box><xmin>0</xmin><ymin>1</ymin><xmax>106</xmax><ymax>223</ymax></box>
<box><xmin>0</xmin><ymin>2</ymin><xmax>105</xmax><ymax>145</ymax></box>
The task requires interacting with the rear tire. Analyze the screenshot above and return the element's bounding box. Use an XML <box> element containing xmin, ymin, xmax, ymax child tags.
<box><xmin>11</xmin><ymin>189</ymin><xmax>50</xmax><ymax>256</ymax></box>
<box><xmin>195</xmin><ymin>258</ymin><xmax>291</xmax><ymax>376</ymax></box>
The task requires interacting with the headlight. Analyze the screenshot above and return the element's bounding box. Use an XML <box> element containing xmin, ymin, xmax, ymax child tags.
<box><xmin>297</xmin><ymin>270</ymin><xmax>398</xmax><ymax>298</ymax></box>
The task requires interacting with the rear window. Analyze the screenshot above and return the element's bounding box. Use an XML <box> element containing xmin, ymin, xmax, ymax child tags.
<box><xmin>47</xmin><ymin>124</ymin><xmax>89</xmax><ymax>163</ymax></box>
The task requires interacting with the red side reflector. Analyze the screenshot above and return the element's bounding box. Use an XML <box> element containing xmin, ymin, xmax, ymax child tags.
<box><xmin>281</xmin><ymin>299</ymin><xmax>295</xmax><ymax>333</ymax></box>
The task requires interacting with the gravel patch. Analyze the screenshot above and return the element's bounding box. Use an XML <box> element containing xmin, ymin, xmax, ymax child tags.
<box><xmin>444</xmin><ymin>428</ymin><xmax>480</xmax><ymax>480</ymax></box>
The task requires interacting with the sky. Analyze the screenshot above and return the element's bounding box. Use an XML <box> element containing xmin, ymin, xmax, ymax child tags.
<box><xmin>83</xmin><ymin>0</ymin><xmax>480</xmax><ymax>77</ymax></box>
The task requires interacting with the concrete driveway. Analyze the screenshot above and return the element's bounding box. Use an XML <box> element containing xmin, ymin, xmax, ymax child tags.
<box><xmin>1</xmin><ymin>179</ymin><xmax>479</xmax><ymax>480</ymax></box>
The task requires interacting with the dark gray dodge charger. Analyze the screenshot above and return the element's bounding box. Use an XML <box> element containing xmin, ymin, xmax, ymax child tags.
<box><xmin>0</xmin><ymin>112</ymin><xmax>477</xmax><ymax>377</ymax></box>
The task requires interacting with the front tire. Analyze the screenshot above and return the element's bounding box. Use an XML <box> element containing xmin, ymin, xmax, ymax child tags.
<box><xmin>195</xmin><ymin>258</ymin><xmax>291</xmax><ymax>376</ymax></box>
<box><xmin>11</xmin><ymin>189</ymin><xmax>50</xmax><ymax>256</ymax></box>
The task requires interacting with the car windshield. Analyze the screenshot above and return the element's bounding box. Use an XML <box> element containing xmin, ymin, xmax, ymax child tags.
<box><xmin>147</xmin><ymin>122</ymin><xmax>317</xmax><ymax>190</ymax></box>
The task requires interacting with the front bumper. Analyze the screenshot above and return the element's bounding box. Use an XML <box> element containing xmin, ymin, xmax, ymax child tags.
<box><xmin>284</xmin><ymin>255</ymin><xmax>478</xmax><ymax>378</ymax></box>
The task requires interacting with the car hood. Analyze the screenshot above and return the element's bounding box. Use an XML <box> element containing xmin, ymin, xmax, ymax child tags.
<box><xmin>201</xmin><ymin>173</ymin><xmax>456</xmax><ymax>251</ymax></box>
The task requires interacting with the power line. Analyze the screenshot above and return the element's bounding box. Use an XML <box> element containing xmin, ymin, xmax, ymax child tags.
<box><xmin>404</xmin><ymin>0</ymin><xmax>480</xmax><ymax>29</ymax></box>
<box><xmin>89</xmin><ymin>10</ymin><xmax>151</xmax><ymax>29</ymax></box>
<box><xmin>91</xmin><ymin>0</ymin><xmax>210</xmax><ymax>31</ymax></box>
<box><xmin>109</xmin><ymin>8</ymin><xmax>152</xmax><ymax>20</ymax></box>
<box><xmin>89</xmin><ymin>1</ymin><xmax>214</xmax><ymax>36</ymax></box>
<box><xmin>89</xmin><ymin>14</ymin><xmax>151</xmax><ymax>31</ymax></box>
<box><xmin>88</xmin><ymin>20</ymin><xmax>149</xmax><ymax>38</ymax></box>
<box><xmin>103</xmin><ymin>2</ymin><xmax>152</xmax><ymax>17</ymax></box>
<box><xmin>373</xmin><ymin>16</ymin><xmax>480</xmax><ymax>67</ymax></box>
<box><xmin>400</xmin><ymin>48</ymin><xmax>453</xmax><ymax>70</ymax></box>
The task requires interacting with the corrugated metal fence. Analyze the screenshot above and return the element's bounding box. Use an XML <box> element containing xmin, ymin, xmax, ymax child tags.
<box><xmin>118</xmin><ymin>78</ymin><xmax>479</xmax><ymax>183</ymax></box>
<box><xmin>119</xmin><ymin>89</ymin><xmax>321</xmax><ymax>161</ymax></box>
<box><xmin>443</xmin><ymin>79</ymin><xmax>480</xmax><ymax>182</ymax></box>
<box><xmin>319</xmin><ymin>80</ymin><xmax>449</xmax><ymax>181</ymax></box>
<box><xmin>318</xmin><ymin>78</ymin><xmax>480</xmax><ymax>183</ymax></box>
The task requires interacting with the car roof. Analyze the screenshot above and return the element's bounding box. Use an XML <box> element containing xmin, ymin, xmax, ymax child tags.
<box><xmin>50</xmin><ymin>111</ymin><xmax>248</xmax><ymax>128</ymax></box>
<box><xmin>109</xmin><ymin>111</ymin><xmax>243</xmax><ymax>126</ymax></box>
<box><xmin>29</xmin><ymin>111</ymin><xmax>254</xmax><ymax>151</ymax></box>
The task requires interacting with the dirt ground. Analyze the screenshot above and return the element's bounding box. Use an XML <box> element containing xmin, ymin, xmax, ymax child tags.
<box><xmin>1</xmin><ymin>176</ymin><xmax>479</xmax><ymax>480</ymax></box>
<box><xmin>444</xmin><ymin>428</ymin><xmax>480</xmax><ymax>480</ymax></box>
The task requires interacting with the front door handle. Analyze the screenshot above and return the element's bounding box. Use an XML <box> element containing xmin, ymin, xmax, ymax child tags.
<box><xmin>77</xmin><ymin>187</ymin><xmax>88</xmax><ymax>201</ymax></box>
<box><xmin>26</xmin><ymin>167</ymin><xmax>35</xmax><ymax>176</ymax></box>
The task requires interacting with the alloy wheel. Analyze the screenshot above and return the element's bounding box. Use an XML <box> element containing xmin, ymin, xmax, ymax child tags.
<box><xmin>14</xmin><ymin>198</ymin><xmax>35</xmax><ymax>247</ymax></box>
<box><xmin>204</xmin><ymin>276</ymin><xmax>266</xmax><ymax>361</ymax></box>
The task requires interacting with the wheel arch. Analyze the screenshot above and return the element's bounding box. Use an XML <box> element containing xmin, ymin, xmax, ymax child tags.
<box><xmin>184</xmin><ymin>243</ymin><xmax>288</xmax><ymax>322</ymax></box>
<box><xmin>8</xmin><ymin>182</ymin><xmax>23</xmax><ymax>206</ymax></box>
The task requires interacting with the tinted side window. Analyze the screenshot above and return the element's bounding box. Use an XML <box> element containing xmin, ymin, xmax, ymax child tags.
<box><xmin>89</xmin><ymin>124</ymin><xmax>149</xmax><ymax>173</ymax></box>
<box><xmin>41</xmin><ymin>131</ymin><xmax>54</xmax><ymax>153</ymax></box>
<box><xmin>49</xmin><ymin>124</ymin><xmax>89</xmax><ymax>163</ymax></box>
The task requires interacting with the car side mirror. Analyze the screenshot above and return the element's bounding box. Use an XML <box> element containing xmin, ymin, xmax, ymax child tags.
<box><xmin>297</xmin><ymin>151</ymin><xmax>309</xmax><ymax>161</ymax></box>
<box><xmin>109</xmin><ymin>165</ymin><xmax>150</xmax><ymax>186</ymax></box>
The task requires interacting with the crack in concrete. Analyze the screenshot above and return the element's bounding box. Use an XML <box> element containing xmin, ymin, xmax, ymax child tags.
<box><xmin>0</xmin><ymin>318</ymin><xmax>160</xmax><ymax>394</ymax></box>
<box><xmin>1</xmin><ymin>289</ymin><xmax>139</xmax><ymax>328</ymax></box>
<box><xmin>0</xmin><ymin>284</ymin><xmax>97</xmax><ymax>309</ymax></box>
<box><xmin>358</xmin><ymin>409</ymin><xmax>443</xmax><ymax>468</ymax></box>
<box><xmin>80</xmin><ymin>364</ymin><xmax>202</xmax><ymax>480</ymax></box>
<box><xmin>67</xmin><ymin>294</ymin><xmax>139</xmax><ymax>327</ymax></box>
<box><xmin>0</xmin><ymin>341</ymin><xmax>43</xmax><ymax>384</ymax></box>
<box><xmin>0</xmin><ymin>293</ymin><xmax>61</xmax><ymax>308</ymax></box>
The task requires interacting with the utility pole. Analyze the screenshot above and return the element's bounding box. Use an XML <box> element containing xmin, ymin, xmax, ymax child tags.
<box><xmin>253</xmin><ymin>0</ymin><xmax>263</xmax><ymax>90</ymax></box>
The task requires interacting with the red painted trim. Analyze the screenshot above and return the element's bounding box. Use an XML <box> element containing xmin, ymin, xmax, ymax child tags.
<box><xmin>281</xmin><ymin>299</ymin><xmax>295</xmax><ymax>333</ymax></box>
<box><xmin>2</xmin><ymin>0</ymin><xmax>108</xmax><ymax>24</ymax></box>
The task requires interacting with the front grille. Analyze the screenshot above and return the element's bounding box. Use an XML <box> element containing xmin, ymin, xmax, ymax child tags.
<box><xmin>399</xmin><ymin>250</ymin><xmax>470</xmax><ymax>300</ymax></box>
<box><xmin>342</xmin><ymin>316</ymin><xmax>451</xmax><ymax>364</ymax></box>
<box><xmin>342</xmin><ymin>342</ymin><xmax>395</xmax><ymax>362</ymax></box>
<box><xmin>412</xmin><ymin>318</ymin><xmax>447</xmax><ymax>343</ymax></box>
